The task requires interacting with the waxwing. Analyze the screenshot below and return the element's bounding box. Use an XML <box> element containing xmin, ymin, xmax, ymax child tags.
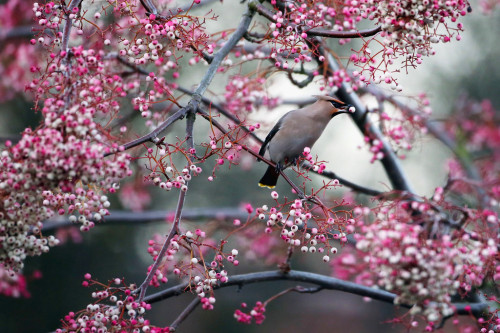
<box><xmin>258</xmin><ymin>95</ymin><xmax>351</xmax><ymax>188</ymax></box>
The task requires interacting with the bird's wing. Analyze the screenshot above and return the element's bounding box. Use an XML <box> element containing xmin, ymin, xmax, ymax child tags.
<box><xmin>258</xmin><ymin>111</ymin><xmax>292</xmax><ymax>157</ymax></box>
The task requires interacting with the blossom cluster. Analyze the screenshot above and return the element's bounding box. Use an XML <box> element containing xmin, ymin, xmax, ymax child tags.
<box><xmin>1</xmin><ymin>38</ymin><xmax>134</xmax><ymax>272</ymax></box>
<box><xmin>262</xmin><ymin>3</ymin><xmax>365</xmax><ymax>91</ymax></box>
<box><xmin>4</xmin><ymin>13</ymin><xmax>137</xmax><ymax>265</ymax></box>
<box><xmin>265</xmin><ymin>2</ymin><xmax>335</xmax><ymax>66</ymax></box>
<box><xmin>356</xmin><ymin>92</ymin><xmax>433</xmax><ymax>162</ymax></box>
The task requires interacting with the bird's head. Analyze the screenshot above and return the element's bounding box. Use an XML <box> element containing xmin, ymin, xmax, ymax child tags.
<box><xmin>313</xmin><ymin>95</ymin><xmax>353</xmax><ymax>118</ymax></box>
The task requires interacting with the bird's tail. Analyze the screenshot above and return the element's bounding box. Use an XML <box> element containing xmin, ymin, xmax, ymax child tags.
<box><xmin>258</xmin><ymin>165</ymin><xmax>280</xmax><ymax>189</ymax></box>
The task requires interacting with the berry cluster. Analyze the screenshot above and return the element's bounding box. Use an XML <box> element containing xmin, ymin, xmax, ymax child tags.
<box><xmin>223</xmin><ymin>75</ymin><xmax>279</xmax><ymax>116</ymax></box>
<box><xmin>345</xmin><ymin>0</ymin><xmax>469</xmax><ymax>84</ymax></box>
<box><xmin>234</xmin><ymin>301</ymin><xmax>266</xmax><ymax>325</ymax></box>
<box><xmin>0</xmin><ymin>266</ymin><xmax>31</xmax><ymax>298</ymax></box>
<box><xmin>146</xmin><ymin>230</ymin><xmax>236</xmax><ymax>305</ymax></box>
<box><xmin>349</xmin><ymin>203</ymin><xmax>497</xmax><ymax>322</ymax></box>
<box><xmin>57</xmin><ymin>275</ymin><xmax>169</xmax><ymax>333</ymax></box>
<box><xmin>256</xmin><ymin>193</ymin><xmax>351</xmax><ymax>264</ymax></box>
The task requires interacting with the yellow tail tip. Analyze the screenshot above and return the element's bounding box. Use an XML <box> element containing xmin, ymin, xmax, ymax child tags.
<box><xmin>258</xmin><ymin>183</ymin><xmax>276</xmax><ymax>189</ymax></box>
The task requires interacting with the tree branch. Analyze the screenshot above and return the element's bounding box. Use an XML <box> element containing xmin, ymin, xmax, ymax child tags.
<box><xmin>144</xmin><ymin>269</ymin><xmax>488</xmax><ymax>317</ymax></box>
<box><xmin>136</xmin><ymin>90</ymin><xmax>198</xmax><ymax>302</ymax></box>
<box><xmin>169</xmin><ymin>297</ymin><xmax>200</xmax><ymax>332</ymax></box>
<box><xmin>314</xmin><ymin>42</ymin><xmax>416</xmax><ymax>194</ymax></box>
<box><xmin>139</xmin><ymin>0</ymin><xmax>158</xmax><ymax>15</ymax></box>
<box><xmin>0</xmin><ymin>26</ymin><xmax>34</xmax><ymax>44</ymax></box>
<box><xmin>366</xmin><ymin>87</ymin><xmax>490</xmax><ymax>206</ymax></box>
<box><xmin>176</xmin><ymin>85</ymin><xmax>263</xmax><ymax>143</ymax></box>
<box><xmin>109</xmin><ymin>6</ymin><xmax>255</xmax><ymax>156</ymax></box>
<box><xmin>302</xmin><ymin>163</ymin><xmax>384</xmax><ymax>197</ymax></box>
<box><xmin>308</xmin><ymin>26</ymin><xmax>382</xmax><ymax>38</ymax></box>
<box><xmin>136</xmin><ymin>184</ymin><xmax>186</xmax><ymax>302</ymax></box>
<box><xmin>192</xmin><ymin>7</ymin><xmax>255</xmax><ymax>97</ymax></box>
<box><xmin>41</xmin><ymin>208</ymin><xmax>248</xmax><ymax>232</ymax></box>
<box><xmin>62</xmin><ymin>0</ymin><xmax>83</xmax><ymax>53</ymax></box>
<box><xmin>104</xmin><ymin>106</ymin><xmax>188</xmax><ymax>157</ymax></box>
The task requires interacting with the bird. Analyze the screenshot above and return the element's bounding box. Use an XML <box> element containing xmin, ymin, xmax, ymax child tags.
<box><xmin>258</xmin><ymin>95</ymin><xmax>352</xmax><ymax>189</ymax></box>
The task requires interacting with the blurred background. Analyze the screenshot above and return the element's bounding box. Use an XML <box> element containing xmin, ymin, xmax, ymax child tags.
<box><xmin>0</xmin><ymin>0</ymin><xmax>498</xmax><ymax>332</ymax></box>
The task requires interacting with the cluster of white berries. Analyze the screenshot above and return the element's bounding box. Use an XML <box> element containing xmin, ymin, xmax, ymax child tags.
<box><xmin>150</xmin><ymin>164</ymin><xmax>202</xmax><ymax>194</ymax></box>
<box><xmin>193</xmin><ymin>269</ymin><xmax>229</xmax><ymax>299</ymax></box>
<box><xmin>259</xmin><ymin>199</ymin><xmax>343</xmax><ymax>263</ymax></box>
<box><xmin>356</xmin><ymin>218</ymin><xmax>497</xmax><ymax>322</ymax></box>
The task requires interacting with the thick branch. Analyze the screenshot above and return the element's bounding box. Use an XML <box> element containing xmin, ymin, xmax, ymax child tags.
<box><xmin>193</xmin><ymin>7</ymin><xmax>255</xmax><ymax>97</ymax></box>
<box><xmin>366</xmin><ymin>87</ymin><xmax>490</xmax><ymax>205</ymax></box>
<box><xmin>308</xmin><ymin>26</ymin><xmax>382</xmax><ymax>38</ymax></box>
<box><xmin>317</xmin><ymin>44</ymin><xmax>416</xmax><ymax>193</ymax></box>
<box><xmin>144</xmin><ymin>269</ymin><xmax>488</xmax><ymax>317</ymax></box>
<box><xmin>104</xmin><ymin>106</ymin><xmax>188</xmax><ymax>156</ymax></box>
<box><xmin>139</xmin><ymin>0</ymin><xmax>158</xmax><ymax>15</ymax></box>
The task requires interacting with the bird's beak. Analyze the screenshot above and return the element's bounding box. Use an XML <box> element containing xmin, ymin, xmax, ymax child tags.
<box><xmin>331</xmin><ymin>104</ymin><xmax>353</xmax><ymax>118</ymax></box>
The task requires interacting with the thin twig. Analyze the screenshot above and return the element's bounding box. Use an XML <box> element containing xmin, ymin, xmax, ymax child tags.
<box><xmin>302</xmin><ymin>163</ymin><xmax>383</xmax><ymax>196</ymax></box>
<box><xmin>169</xmin><ymin>298</ymin><xmax>201</xmax><ymax>332</ymax></box>
<box><xmin>179</xmin><ymin>0</ymin><xmax>219</xmax><ymax>13</ymax></box>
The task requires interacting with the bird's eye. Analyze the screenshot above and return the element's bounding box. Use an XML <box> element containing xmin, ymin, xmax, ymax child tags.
<box><xmin>329</xmin><ymin>100</ymin><xmax>345</xmax><ymax>108</ymax></box>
